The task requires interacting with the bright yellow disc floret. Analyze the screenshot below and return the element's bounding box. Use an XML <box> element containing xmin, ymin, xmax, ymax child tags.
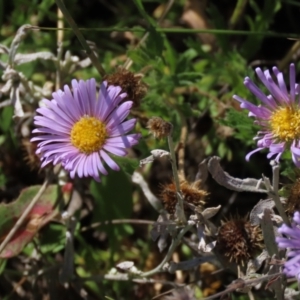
<box><xmin>70</xmin><ymin>115</ymin><xmax>107</xmax><ymax>154</ymax></box>
<box><xmin>269</xmin><ymin>106</ymin><xmax>300</xmax><ymax>142</ymax></box>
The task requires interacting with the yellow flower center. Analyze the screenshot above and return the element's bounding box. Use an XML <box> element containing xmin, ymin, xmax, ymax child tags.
<box><xmin>70</xmin><ymin>116</ymin><xmax>107</xmax><ymax>154</ymax></box>
<box><xmin>269</xmin><ymin>106</ymin><xmax>300</xmax><ymax>142</ymax></box>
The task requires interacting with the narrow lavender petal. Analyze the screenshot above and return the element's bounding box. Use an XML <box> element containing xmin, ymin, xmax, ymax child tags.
<box><xmin>72</xmin><ymin>80</ymin><xmax>85</xmax><ymax>116</ymax></box>
<box><xmin>96</xmin><ymin>81</ymin><xmax>109</xmax><ymax>119</ymax></box>
<box><xmin>293</xmin><ymin>212</ymin><xmax>300</xmax><ymax>224</ymax></box>
<box><xmin>105</xmin><ymin>134</ymin><xmax>140</xmax><ymax>147</ymax></box>
<box><xmin>113</xmin><ymin>93</ymin><xmax>128</xmax><ymax>106</ymax></box>
<box><xmin>291</xmin><ymin>144</ymin><xmax>300</xmax><ymax>156</ymax></box>
<box><xmin>273</xmin><ymin>67</ymin><xmax>288</xmax><ymax>100</ymax></box>
<box><xmin>63</xmin><ymin>154</ymin><xmax>82</xmax><ymax>171</ymax></box>
<box><xmin>100</xmin><ymin>150</ymin><xmax>120</xmax><ymax>171</ymax></box>
<box><xmin>245</xmin><ymin>148</ymin><xmax>264</xmax><ymax>161</ymax></box>
<box><xmin>96</xmin><ymin>152</ymin><xmax>108</xmax><ymax>175</ymax></box>
<box><xmin>108</xmin><ymin>119</ymin><xmax>136</xmax><ymax>137</ymax></box>
<box><xmin>76</xmin><ymin>155</ymin><xmax>87</xmax><ymax>178</ymax></box>
<box><xmin>105</xmin><ymin>101</ymin><xmax>133</xmax><ymax>129</ymax></box>
<box><xmin>32</xmin><ymin>127</ymin><xmax>69</xmax><ymax>136</ymax></box>
<box><xmin>268</xmin><ymin>143</ymin><xmax>285</xmax><ymax>154</ymax></box>
<box><xmin>61</xmin><ymin>84</ymin><xmax>81</xmax><ymax>120</ymax></box>
<box><xmin>290</xmin><ymin>63</ymin><xmax>296</xmax><ymax>102</ymax></box>
<box><xmin>78</xmin><ymin>80</ymin><xmax>92</xmax><ymax>116</ymax></box>
<box><xmin>36</xmin><ymin>107</ymin><xmax>72</xmax><ymax>127</ymax></box>
<box><xmin>244</xmin><ymin>78</ymin><xmax>276</xmax><ymax>109</ymax></box>
<box><xmin>34</xmin><ymin>117</ymin><xmax>71</xmax><ymax>133</ymax></box>
<box><xmin>291</xmin><ymin>152</ymin><xmax>300</xmax><ymax>167</ymax></box>
<box><xmin>83</xmin><ymin>156</ymin><xmax>91</xmax><ymax>177</ymax></box>
<box><xmin>103</xmin><ymin>145</ymin><xmax>127</xmax><ymax>156</ymax></box>
<box><xmin>33</xmin><ymin>138</ymin><xmax>70</xmax><ymax>148</ymax></box>
<box><xmin>107</xmin><ymin>85</ymin><xmax>122</xmax><ymax>104</ymax></box>
<box><xmin>47</xmin><ymin>94</ymin><xmax>75</xmax><ymax>124</ymax></box>
<box><xmin>233</xmin><ymin>95</ymin><xmax>270</xmax><ymax>119</ymax></box>
<box><xmin>265</xmin><ymin>69</ymin><xmax>290</xmax><ymax>103</ymax></box>
<box><xmin>87</xmin><ymin>78</ymin><xmax>97</xmax><ymax>113</ymax></box>
<box><xmin>90</xmin><ymin>152</ymin><xmax>100</xmax><ymax>178</ymax></box>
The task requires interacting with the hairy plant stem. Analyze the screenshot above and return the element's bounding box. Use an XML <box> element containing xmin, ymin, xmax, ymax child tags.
<box><xmin>167</xmin><ymin>129</ymin><xmax>186</xmax><ymax>224</ymax></box>
<box><xmin>55</xmin><ymin>0</ymin><xmax>106</xmax><ymax>78</ymax></box>
<box><xmin>270</xmin><ymin>162</ymin><xmax>289</xmax><ymax>225</ymax></box>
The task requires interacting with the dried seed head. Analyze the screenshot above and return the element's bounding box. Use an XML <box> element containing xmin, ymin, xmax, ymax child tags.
<box><xmin>160</xmin><ymin>180</ymin><xmax>207</xmax><ymax>215</ymax></box>
<box><xmin>104</xmin><ymin>68</ymin><xmax>147</xmax><ymax>107</ymax></box>
<box><xmin>147</xmin><ymin>117</ymin><xmax>172</xmax><ymax>139</ymax></box>
<box><xmin>286</xmin><ymin>178</ymin><xmax>300</xmax><ymax>216</ymax></box>
<box><xmin>216</xmin><ymin>217</ymin><xmax>263</xmax><ymax>265</ymax></box>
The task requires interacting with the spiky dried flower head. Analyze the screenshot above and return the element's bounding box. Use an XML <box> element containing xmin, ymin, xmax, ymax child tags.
<box><xmin>286</xmin><ymin>178</ymin><xmax>300</xmax><ymax>216</ymax></box>
<box><xmin>216</xmin><ymin>217</ymin><xmax>263</xmax><ymax>265</ymax></box>
<box><xmin>104</xmin><ymin>68</ymin><xmax>147</xmax><ymax>107</ymax></box>
<box><xmin>147</xmin><ymin>117</ymin><xmax>172</xmax><ymax>139</ymax></box>
<box><xmin>160</xmin><ymin>180</ymin><xmax>207</xmax><ymax>215</ymax></box>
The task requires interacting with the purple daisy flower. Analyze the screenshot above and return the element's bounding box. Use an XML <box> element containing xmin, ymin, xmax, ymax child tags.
<box><xmin>31</xmin><ymin>79</ymin><xmax>141</xmax><ymax>181</ymax></box>
<box><xmin>233</xmin><ymin>63</ymin><xmax>300</xmax><ymax>166</ymax></box>
<box><xmin>276</xmin><ymin>211</ymin><xmax>300</xmax><ymax>281</ymax></box>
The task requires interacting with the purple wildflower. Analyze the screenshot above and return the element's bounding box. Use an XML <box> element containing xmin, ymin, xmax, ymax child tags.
<box><xmin>276</xmin><ymin>211</ymin><xmax>300</xmax><ymax>281</ymax></box>
<box><xmin>31</xmin><ymin>79</ymin><xmax>141</xmax><ymax>181</ymax></box>
<box><xmin>233</xmin><ymin>63</ymin><xmax>300</xmax><ymax>166</ymax></box>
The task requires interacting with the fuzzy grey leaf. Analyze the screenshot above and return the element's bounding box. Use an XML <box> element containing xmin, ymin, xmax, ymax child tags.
<box><xmin>195</xmin><ymin>158</ymin><xmax>208</xmax><ymax>182</ymax></box>
<box><xmin>208</xmin><ymin>156</ymin><xmax>267</xmax><ymax>193</ymax></box>
<box><xmin>202</xmin><ymin>205</ymin><xmax>221</xmax><ymax>220</ymax></box>
<box><xmin>0</xmin><ymin>44</ymin><xmax>9</xmax><ymax>54</ymax></box>
<box><xmin>250</xmin><ymin>199</ymin><xmax>275</xmax><ymax>225</ymax></box>
<box><xmin>0</xmin><ymin>61</ymin><xmax>7</xmax><ymax>70</ymax></box>
<box><xmin>284</xmin><ymin>288</ymin><xmax>300</xmax><ymax>300</ymax></box>
<box><xmin>261</xmin><ymin>209</ymin><xmax>279</xmax><ymax>257</ymax></box>
<box><xmin>247</xmin><ymin>249</ymin><xmax>269</xmax><ymax>274</ymax></box>
<box><xmin>14</xmin><ymin>52</ymin><xmax>55</xmax><ymax>65</ymax></box>
<box><xmin>9</xmin><ymin>25</ymin><xmax>39</xmax><ymax>66</ymax></box>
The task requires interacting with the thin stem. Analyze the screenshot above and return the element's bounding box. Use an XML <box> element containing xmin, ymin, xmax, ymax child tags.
<box><xmin>229</xmin><ymin>0</ymin><xmax>248</xmax><ymax>29</ymax></box>
<box><xmin>81</xmin><ymin>219</ymin><xmax>155</xmax><ymax>232</ymax></box>
<box><xmin>56</xmin><ymin>8</ymin><xmax>64</xmax><ymax>90</ymax></box>
<box><xmin>141</xmin><ymin>224</ymin><xmax>192</xmax><ymax>277</ymax></box>
<box><xmin>177</xmin><ymin>114</ymin><xmax>187</xmax><ymax>180</ymax></box>
<box><xmin>38</xmin><ymin>26</ymin><xmax>300</xmax><ymax>38</ymax></box>
<box><xmin>123</xmin><ymin>0</ymin><xmax>175</xmax><ymax>70</ymax></box>
<box><xmin>167</xmin><ymin>130</ymin><xmax>186</xmax><ymax>223</ymax></box>
<box><xmin>278</xmin><ymin>40</ymin><xmax>300</xmax><ymax>70</ymax></box>
<box><xmin>270</xmin><ymin>162</ymin><xmax>289</xmax><ymax>225</ymax></box>
<box><xmin>55</xmin><ymin>0</ymin><xmax>106</xmax><ymax>78</ymax></box>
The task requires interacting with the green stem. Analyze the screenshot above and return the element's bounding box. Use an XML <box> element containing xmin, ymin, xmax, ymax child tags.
<box><xmin>229</xmin><ymin>0</ymin><xmax>248</xmax><ymax>29</ymax></box>
<box><xmin>38</xmin><ymin>26</ymin><xmax>300</xmax><ymax>38</ymax></box>
<box><xmin>55</xmin><ymin>0</ymin><xmax>106</xmax><ymax>78</ymax></box>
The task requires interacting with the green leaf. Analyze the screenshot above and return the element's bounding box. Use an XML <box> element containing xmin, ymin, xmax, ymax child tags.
<box><xmin>222</xmin><ymin>108</ymin><xmax>258</xmax><ymax>145</ymax></box>
<box><xmin>90</xmin><ymin>171</ymin><xmax>133</xmax><ymax>249</ymax></box>
<box><xmin>0</xmin><ymin>106</ymin><xmax>13</xmax><ymax>133</ymax></box>
<box><xmin>132</xmin><ymin>0</ymin><xmax>156</xmax><ymax>27</ymax></box>
<box><xmin>145</xmin><ymin>28</ymin><xmax>164</xmax><ymax>57</ymax></box>
<box><xmin>112</xmin><ymin>156</ymin><xmax>139</xmax><ymax>175</ymax></box>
